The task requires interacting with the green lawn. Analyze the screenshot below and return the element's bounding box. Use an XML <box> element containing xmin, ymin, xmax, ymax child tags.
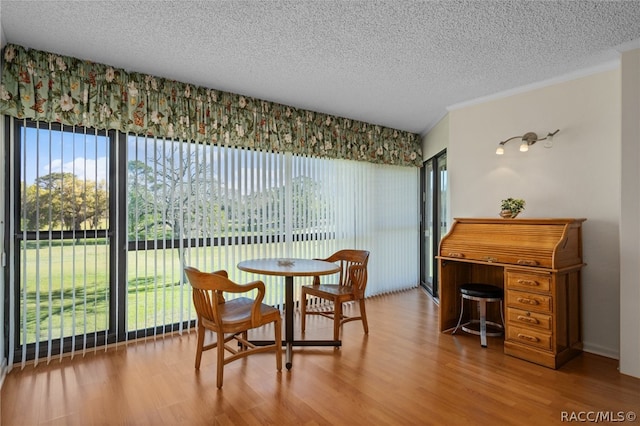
<box><xmin>20</xmin><ymin>239</ymin><xmax>330</xmax><ymax>345</ymax></box>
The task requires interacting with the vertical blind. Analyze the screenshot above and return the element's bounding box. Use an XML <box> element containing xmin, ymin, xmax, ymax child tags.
<box><xmin>1</xmin><ymin>118</ymin><xmax>419</xmax><ymax>373</ymax></box>
<box><xmin>0</xmin><ymin>119</ymin><xmax>6</xmax><ymax>387</ymax></box>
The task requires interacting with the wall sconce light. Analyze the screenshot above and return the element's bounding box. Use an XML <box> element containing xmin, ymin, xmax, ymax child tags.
<box><xmin>496</xmin><ymin>129</ymin><xmax>560</xmax><ymax>155</ymax></box>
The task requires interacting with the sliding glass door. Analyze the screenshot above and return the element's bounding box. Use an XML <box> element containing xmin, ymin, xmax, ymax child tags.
<box><xmin>420</xmin><ymin>150</ymin><xmax>447</xmax><ymax>298</ymax></box>
<box><xmin>10</xmin><ymin>120</ymin><xmax>114</xmax><ymax>362</ymax></box>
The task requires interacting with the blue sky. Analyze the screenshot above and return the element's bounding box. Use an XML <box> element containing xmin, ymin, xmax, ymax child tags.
<box><xmin>22</xmin><ymin>127</ymin><xmax>109</xmax><ymax>185</ymax></box>
<box><xmin>21</xmin><ymin>126</ymin><xmax>320</xmax><ymax>194</ymax></box>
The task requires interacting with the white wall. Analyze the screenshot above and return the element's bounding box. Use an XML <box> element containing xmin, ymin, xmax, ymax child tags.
<box><xmin>433</xmin><ymin>69</ymin><xmax>622</xmax><ymax>362</ymax></box>
<box><xmin>422</xmin><ymin>114</ymin><xmax>449</xmax><ymax>161</ymax></box>
<box><xmin>0</xmin><ymin>0</ymin><xmax>5</xmax><ymax>49</ymax></box>
<box><xmin>0</xmin><ymin>0</ymin><xmax>4</xmax><ymax>48</ymax></box>
<box><xmin>619</xmin><ymin>48</ymin><xmax>640</xmax><ymax>378</ymax></box>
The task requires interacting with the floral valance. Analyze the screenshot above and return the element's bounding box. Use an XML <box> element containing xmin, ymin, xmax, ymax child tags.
<box><xmin>0</xmin><ymin>44</ymin><xmax>422</xmax><ymax>167</ymax></box>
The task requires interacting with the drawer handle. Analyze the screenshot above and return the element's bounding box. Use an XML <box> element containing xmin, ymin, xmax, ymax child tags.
<box><xmin>517</xmin><ymin>279</ymin><xmax>539</xmax><ymax>286</ymax></box>
<box><xmin>516</xmin><ymin>297</ymin><xmax>539</xmax><ymax>305</ymax></box>
<box><xmin>517</xmin><ymin>333</ymin><xmax>540</xmax><ymax>343</ymax></box>
<box><xmin>448</xmin><ymin>252</ymin><xmax>464</xmax><ymax>258</ymax></box>
<box><xmin>517</xmin><ymin>259</ymin><xmax>539</xmax><ymax>266</ymax></box>
<box><xmin>517</xmin><ymin>315</ymin><xmax>539</xmax><ymax>324</ymax></box>
<box><xmin>484</xmin><ymin>256</ymin><xmax>498</xmax><ymax>263</ymax></box>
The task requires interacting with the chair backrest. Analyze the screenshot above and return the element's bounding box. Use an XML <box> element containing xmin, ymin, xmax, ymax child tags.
<box><xmin>348</xmin><ymin>263</ymin><xmax>368</xmax><ymax>299</ymax></box>
<box><xmin>317</xmin><ymin>249</ymin><xmax>369</xmax><ymax>294</ymax></box>
<box><xmin>184</xmin><ymin>267</ymin><xmax>229</xmax><ymax>328</ymax></box>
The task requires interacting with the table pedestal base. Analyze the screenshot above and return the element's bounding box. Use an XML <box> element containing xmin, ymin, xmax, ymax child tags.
<box><xmin>237</xmin><ymin>259</ymin><xmax>343</xmax><ymax>370</ymax></box>
<box><xmin>250</xmin><ymin>338</ymin><xmax>342</xmax><ymax>370</ymax></box>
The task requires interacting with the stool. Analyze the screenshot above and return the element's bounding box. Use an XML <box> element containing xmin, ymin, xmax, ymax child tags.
<box><xmin>452</xmin><ymin>283</ymin><xmax>505</xmax><ymax>348</ymax></box>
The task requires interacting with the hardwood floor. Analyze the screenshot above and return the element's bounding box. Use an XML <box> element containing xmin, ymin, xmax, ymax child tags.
<box><xmin>1</xmin><ymin>288</ymin><xmax>638</xmax><ymax>425</ymax></box>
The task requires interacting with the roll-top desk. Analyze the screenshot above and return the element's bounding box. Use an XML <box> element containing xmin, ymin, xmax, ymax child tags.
<box><xmin>438</xmin><ymin>218</ymin><xmax>586</xmax><ymax>369</ymax></box>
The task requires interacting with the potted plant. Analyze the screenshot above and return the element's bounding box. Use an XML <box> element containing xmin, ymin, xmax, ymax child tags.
<box><xmin>500</xmin><ymin>198</ymin><xmax>525</xmax><ymax>218</ymax></box>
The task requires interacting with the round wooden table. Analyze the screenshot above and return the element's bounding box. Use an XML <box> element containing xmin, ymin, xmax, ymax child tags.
<box><xmin>237</xmin><ymin>258</ymin><xmax>341</xmax><ymax>369</ymax></box>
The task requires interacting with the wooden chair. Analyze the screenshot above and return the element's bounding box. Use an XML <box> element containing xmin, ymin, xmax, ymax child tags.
<box><xmin>184</xmin><ymin>266</ymin><xmax>282</xmax><ymax>388</ymax></box>
<box><xmin>300</xmin><ymin>250</ymin><xmax>370</xmax><ymax>341</ymax></box>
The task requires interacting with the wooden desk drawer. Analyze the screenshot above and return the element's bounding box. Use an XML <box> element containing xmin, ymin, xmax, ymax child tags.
<box><xmin>440</xmin><ymin>248</ymin><xmax>552</xmax><ymax>268</ymax></box>
<box><xmin>507</xmin><ymin>307</ymin><xmax>552</xmax><ymax>331</ymax></box>
<box><xmin>507</xmin><ymin>290</ymin><xmax>552</xmax><ymax>313</ymax></box>
<box><xmin>507</xmin><ymin>325</ymin><xmax>552</xmax><ymax>351</ymax></box>
<box><xmin>506</xmin><ymin>271</ymin><xmax>551</xmax><ymax>293</ymax></box>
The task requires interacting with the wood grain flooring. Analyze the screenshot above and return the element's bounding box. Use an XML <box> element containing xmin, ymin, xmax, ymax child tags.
<box><xmin>1</xmin><ymin>288</ymin><xmax>638</xmax><ymax>425</ymax></box>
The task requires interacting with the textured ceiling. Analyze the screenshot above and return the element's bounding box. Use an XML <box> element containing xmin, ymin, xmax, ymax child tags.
<box><xmin>1</xmin><ymin>1</ymin><xmax>640</xmax><ymax>135</ymax></box>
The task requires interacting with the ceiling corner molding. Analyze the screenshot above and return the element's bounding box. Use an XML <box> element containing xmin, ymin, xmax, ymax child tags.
<box><xmin>616</xmin><ymin>38</ymin><xmax>640</xmax><ymax>53</ymax></box>
<box><xmin>446</xmin><ymin>59</ymin><xmax>621</xmax><ymax>112</ymax></box>
<box><xmin>419</xmin><ymin>111</ymin><xmax>450</xmax><ymax>138</ymax></box>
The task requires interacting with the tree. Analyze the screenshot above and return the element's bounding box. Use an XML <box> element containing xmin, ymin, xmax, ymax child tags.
<box><xmin>126</xmin><ymin>143</ymin><xmax>228</xmax><ymax>284</ymax></box>
<box><xmin>23</xmin><ymin>172</ymin><xmax>108</xmax><ymax>231</ymax></box>
<box><xmin>127</xmin><ymin>160</ymin><xmax>161</xmax><ymax>240</ymax></box>
<box><xmin>127</xmin><ymin>147</ymin><xmax>227</xmax><ymax>241</ymax></box>
<box><xmin>243</xmin><ymin>175</ymin><xmax>326</xmax><ymax>234</ymax></box>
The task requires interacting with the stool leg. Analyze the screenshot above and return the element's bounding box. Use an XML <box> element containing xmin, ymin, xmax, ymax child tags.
<box><xmin>479</xmin><ymin>299</ymin><xmax>487</xmax><ymax>348</ymax></box>
<box><xmin>452</xmin><ymin>295</ymin><xmax>465</xmax><ymax>335</ymax></box>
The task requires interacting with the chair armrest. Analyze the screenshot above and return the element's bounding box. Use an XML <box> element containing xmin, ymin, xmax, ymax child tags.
<box><xmin>240</xmin><ymin>280</ymin><xmax>267</xmax><ymax>326</ymax></box>
<box><xmin>218</xmin><ymin>279</ymin><xmax>267</xmax><ymax>326</ymax></box>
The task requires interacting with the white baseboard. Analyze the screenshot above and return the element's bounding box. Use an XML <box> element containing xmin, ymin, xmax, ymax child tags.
<box><xmin>582</xmin><ymin>342</ymin><xmax>619</xmax><ymax>360</ymax></box>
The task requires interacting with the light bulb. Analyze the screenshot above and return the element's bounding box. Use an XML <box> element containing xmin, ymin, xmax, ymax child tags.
<box><xmin>544</xmin><ymin>133</ymin><xmax>554</xmax><ymax>148</ymax></box>
<box><xmin>496</xmin><ymin>146</ymin><xmax>504</xmax><ymax>155</ymax></box>
<box><xmin>519</xmin><ymin>142</ymin><xmax>529</xmax><ymax>152</ymax></box>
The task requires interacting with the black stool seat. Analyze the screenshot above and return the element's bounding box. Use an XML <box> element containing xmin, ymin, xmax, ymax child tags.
<box><xmin>460</xmin><ymin>283</ymin><xmax>503</xmax><ymax>299</ymax></box>
<box><xmin>453</xmin><ymin>283</ymin><xmax>505</xmax><ymax>348</ymax></box>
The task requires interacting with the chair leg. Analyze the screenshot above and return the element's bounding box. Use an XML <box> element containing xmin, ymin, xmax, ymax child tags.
<box><xmin>216</xmin><ymin>331</ymin><xmax>225</xmax><ymax>389</ymax></box>
<box><xmin>359</xmin><ymin>299</ymin><xmax>369</xmax><ymax>334</ymax></box>
<box><xmin>274</xmin><ymin>317</ymin><xmax>282</xmax><ymax>372</ymax></box>
<box><xmin>452</xmin><ymin>295</ymin><xmax>465</xmax><ymax>335</ymax></box>
<box><xmin>300</xmin><ymin>292</ymin><xmax>307</xmax><ymax>334</ymax></box>
<box><xmin>195</xmin><ymin>323</ymin><xmax>205</xmax><ymax>369</ymax></box>
<box><xmin>333</xmin><ymin>301</ymin><xmax>342</xmax><ymax>341</ymax></box>
<box><xmin>241</xmin><ymin>331</ymin><xmax>248</xmax><ymax>351</ymax></box>
<box><xmin>479</xmin><ymin>299</ymin><xmax>487</xmax><ymax>348</ymax></box>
